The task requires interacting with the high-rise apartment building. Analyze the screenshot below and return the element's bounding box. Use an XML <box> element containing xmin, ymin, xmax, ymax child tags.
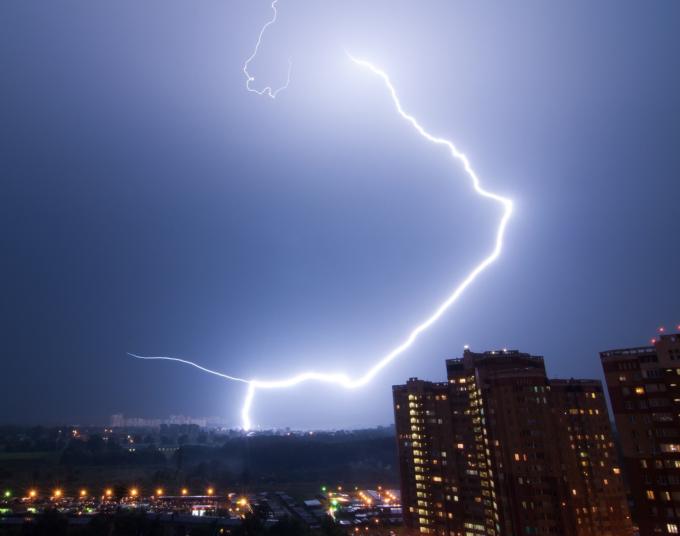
<box><xmin>551</xmin><ymin>379</ymin><xmax>632</xmax><ymax>535</ymax></box>
<box><xmin>393</xmin><ymin>379</ymin><xmax>461</xmax><ymax>532</ymax></box>
<box><xmin>601</xmin><ymin>332</ymin><xmax>680</xmax><ymax>536</ymax></box>
<box><xmin>394</xmin><ymin>348</ymin><xmax>632</xmax><ymax>536</ymax></box>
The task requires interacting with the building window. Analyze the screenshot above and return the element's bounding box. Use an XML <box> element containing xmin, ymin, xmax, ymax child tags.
<box><xmin>646</xmin><ymin>490</ymin><xmax>655</xmax><ymax>500</ymax></box>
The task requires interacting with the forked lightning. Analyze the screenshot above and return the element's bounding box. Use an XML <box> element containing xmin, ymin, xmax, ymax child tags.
<box><xmin>130</xmin><ymin>2</ymin><xmax>514</xmax><ymax>430</ymax></box>
<box><xmin>242</xmin><ymin>0</ymin><xmax>291</xmax><ymax>99</ymax></box>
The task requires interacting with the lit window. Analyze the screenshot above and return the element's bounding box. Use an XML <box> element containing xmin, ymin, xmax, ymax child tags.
<box><xmin>646</xmin><ymin>490</ymin><xmax>655</xmax><ymax>500</ymax></box>
<box><xmin>635</xmin><ymin>387</ymin><xmax>645</xmax><ymax>395</ymax></box>
<box><xmin>668</xmin><ymin>523</ymin><xmax>679</xmax><ymax>534</ymax></box>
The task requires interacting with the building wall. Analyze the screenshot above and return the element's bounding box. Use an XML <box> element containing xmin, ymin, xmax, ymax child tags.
<box><xmin>394</xmin><ymin>379</ymin><xmax>466</xmax><ymax>535</ymax></box>
<box><xmin>551</xmin><ymin>379</ymin><xmax>633</xmax><ymax>535</ymax></box>
<box><xmin>601</xmin><ymin>333</ymin><xmax>680</xmax><ymax>536</ymax></box>
<box><xmin>467</xmin><ymin>353</ymin><xmax>568</xmax><ymax>535</ymax></box>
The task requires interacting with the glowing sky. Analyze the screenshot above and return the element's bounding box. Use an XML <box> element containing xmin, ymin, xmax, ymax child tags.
<box><xmin>1</xmin><ymin>1</ymin><xmax>679</xmax><ymax>428</ymax></box>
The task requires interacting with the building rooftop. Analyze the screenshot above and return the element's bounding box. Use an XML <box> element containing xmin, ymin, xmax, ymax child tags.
<box><xmin>600</xmin><ymin>345</ymin><xmax>655</xmax><ymax>359</ymax></box>
<box><xmin>600</xmin><ymin>332</ymin><xmax>680</xmax><ymax>359</ymax></box>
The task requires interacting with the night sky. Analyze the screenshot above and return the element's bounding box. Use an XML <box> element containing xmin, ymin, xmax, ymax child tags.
<box><xmin>2</xmin><ymin>1</ymin><xmax>679</xmax><ymax>429</ymax></box>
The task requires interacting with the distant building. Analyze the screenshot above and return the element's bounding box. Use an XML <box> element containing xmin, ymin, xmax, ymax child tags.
<box><xmin>109</xmin><ymin>414</ymin><xmax>217</xmax><ymax>428</ymax></box>
<box><xmin>110</xmin><ymin>413</ymin><xmax>125</xmax><ymax>428</ymax></box>
<box><xmin>393</xmin><ymin>348</ymin><xmax>632</xmax><ymax>536</ymax></box>
<box><xmin>600</xmin><ymin>332</ymin><xmax>680</xmax><ymax>536</ymax></box>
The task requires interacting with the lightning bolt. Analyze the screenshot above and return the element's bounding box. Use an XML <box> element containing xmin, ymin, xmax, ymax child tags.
<box><xmin>242</xmin><ymin>0</ymin><xmax>292</xmax><ymax>99</ymax></box>
<box><xmin>131</xmin><ymin>5</ymin><xmax>514</xmax><ymax>431</ymax></box>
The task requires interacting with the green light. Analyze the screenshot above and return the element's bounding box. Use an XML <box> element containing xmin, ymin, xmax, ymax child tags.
<box><xmin>3</xmin><ymin>491</ymin><xmax>10</xmax><ymax>498</ymax></box>
<box><xmin>321</xmin><ymin>486</ymin><xmax>327</xmax><ymax>492</ymax></box>
<box><xmin>331</xmin><ymin>499</ymin><xmax>338</xmax><ymax>506</ymax></box>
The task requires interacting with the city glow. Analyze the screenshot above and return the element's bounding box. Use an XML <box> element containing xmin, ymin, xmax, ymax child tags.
<box><xmin>130</xmin><ymin>5</ymin><xmax>513</xmax><ymax>431</ymax></box>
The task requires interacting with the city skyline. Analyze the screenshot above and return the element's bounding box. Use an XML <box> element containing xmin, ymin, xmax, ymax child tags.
<box><xmin>2</xmin><ymin>334</ymin><xmax>679</xmax><ymax>534</ymax></box>
<box><xmin>394</xmin><ymin>347</ymin><xmax>633</xmax><ymax>535</ymax></box>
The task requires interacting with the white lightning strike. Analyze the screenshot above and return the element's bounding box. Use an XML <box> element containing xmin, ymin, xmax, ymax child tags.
<box><xmin>131</xmin><ymin>54</ymin><xmax>513</xmax><ymax>431</ymax></box>
<box><xmin>127</xmin><ymin>354</ymin><xmax>249</xmax><ymax>384</ymax></box>
<box><xmin>242</xmin><ymin>0</ymin><xmax>291</xmax><ymax>98</ymax></box>
<box><xmin>131</xmin><ymin>3</ymin><xmax>514</xmax><ymax>431</ymax></box>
